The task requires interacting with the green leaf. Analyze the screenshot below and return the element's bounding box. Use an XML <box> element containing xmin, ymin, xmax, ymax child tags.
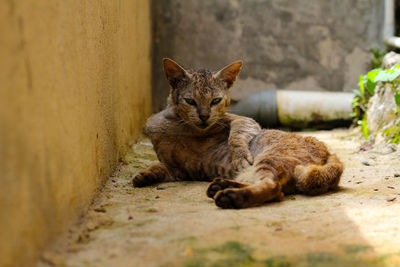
<box><xmin>352</xmin><ymin>89</ymin><xmax>364</xmax><ymax>98</ymax></box>
<box><xmin>359</xmin><ymin>75</ymin><xmax>365</xmax><ymax>95</ymax></box>
<box><xmin>367</xmin><ymin>68</ymin><xmax>381</xmax><ymax>81</ymax></box>
<box><xmin>395</xmin><ymin>93</ymin><xmax>400</xmax><ymax>107</ymax></box>
<box><xmin>365</xmin><ymin>69</ymin><xmax>380</xmax><ymax>94</ymax></box>
<box><xmin>390</xmin><ymin>64</ymin><xmax>400</xmax><ymax>70</ymax></box>
<box><xmin>374</xmin><ymin>69</ymin><xmax>400</xmax><ymax>82</ymax></box>
<box><xmin>352</xmin><ymin>98</ymin><xmax>360</xmax><ymax>106</ymax></box>
<box><xmin>382</xmin><ymin>125</ymin><xmax>400</xmax><ymax>144</ymax></box>
<box><xmin>357</xmin><ymin>115</ymin><xmax>369</xmax><ymax>140</ymax></box>
<box><xmin>366</xmin><ymin>80</ymin><xmax>375</xmax><ymax>94</ymax></box>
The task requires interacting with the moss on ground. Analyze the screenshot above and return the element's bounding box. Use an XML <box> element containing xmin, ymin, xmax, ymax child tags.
<box><xmin>183</xmin><ymin>241</ymin><xmax>396</xmax><ymax>267</ymax></box>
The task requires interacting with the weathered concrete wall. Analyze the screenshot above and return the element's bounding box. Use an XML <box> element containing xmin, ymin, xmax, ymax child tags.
<box><xmin>0</xmin><ymin>1</ymin><xmax>151</xmax><ymax>266</ymax></box>
<box><xmin>152</xmin><ymin>0</ymin><xmax>385</xmax><ymax>111</ymax></box>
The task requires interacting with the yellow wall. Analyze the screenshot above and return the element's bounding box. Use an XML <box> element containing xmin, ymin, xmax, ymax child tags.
<box><xmin>0</xmin><ymin>1</ymin><xmax>152</xmax><ymax>266</ymax></box>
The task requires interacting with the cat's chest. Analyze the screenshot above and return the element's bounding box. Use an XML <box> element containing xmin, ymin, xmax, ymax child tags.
<box><xmin>152</xmin><ymin>133</ymin><xmax>232</xmax><ymax>178</ymax></box>
<box><xmin>155</xmin><ymin>134</ymin><xmax>228</xmax><ymax>161</ymax></box>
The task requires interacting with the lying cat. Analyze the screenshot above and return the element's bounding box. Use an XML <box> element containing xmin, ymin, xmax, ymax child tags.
<box><xmin>132</xmin><ymin>58</ymin><xmax>343</xmax><ymax>209</ymax></box>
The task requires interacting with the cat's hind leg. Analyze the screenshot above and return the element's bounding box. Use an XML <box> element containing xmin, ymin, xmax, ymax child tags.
<box><xmin>213</xmin><ymin>169</ymin><xmax>284</xmax><ymax>209</ymax></box>
<box><xmin>214</xmin><ymin>178</ymin><xmax>283</xmax><ymax>209</ymax></box>
<box><xmin>206</xmin><ymin>178</ymin><xmax>249</xmax><ymax>198</ymax></box>
<box><xmin>132</xmin><ymin>163</ymin><xmax>171</xmax><ymax>187</ymax></box>
<box><xmin>294</xmin><ymin>153</ymin><xmax>343</xmax><ymax>195</ymax></box>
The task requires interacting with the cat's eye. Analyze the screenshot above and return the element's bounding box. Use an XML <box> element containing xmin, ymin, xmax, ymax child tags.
<box><xmin>211</xmin><ymin>98</ymin><xmax>222</xmax><ymax>106</ymax></box>
<box><xmin>184</xmin><ymin>98</ymin><xmax>197</xmax><ymax>106</ymax></box>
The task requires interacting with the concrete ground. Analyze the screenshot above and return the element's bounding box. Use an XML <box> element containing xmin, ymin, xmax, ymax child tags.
<box><xmin>40</xmin><ymin>129</ymin><xmax>400</xmax><ymax>267</ymax></box>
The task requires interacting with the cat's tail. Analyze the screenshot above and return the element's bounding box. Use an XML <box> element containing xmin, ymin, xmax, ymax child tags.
<box><xmin>294</xmin><ymin>153</ymin><xmax>343</xmax><ymax>195</ymax></box>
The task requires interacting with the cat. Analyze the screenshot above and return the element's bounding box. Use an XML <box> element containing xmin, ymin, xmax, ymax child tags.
<box><xmin>132</xmin><ymin>58</ymin><xmax>344</xmax><ymax>209</ymax></box>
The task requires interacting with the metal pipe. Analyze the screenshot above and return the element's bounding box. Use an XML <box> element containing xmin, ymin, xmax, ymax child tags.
<box><xmin>231</xmin><ymin>90</ymin><xmax>354</xmax><ymax>129</ymax></box>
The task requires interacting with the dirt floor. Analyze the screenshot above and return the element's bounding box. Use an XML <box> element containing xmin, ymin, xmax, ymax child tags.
<box><xmin>39</xmin><ymin>129</ymin><xmax>400</xmax><ymax>267</ymax></box>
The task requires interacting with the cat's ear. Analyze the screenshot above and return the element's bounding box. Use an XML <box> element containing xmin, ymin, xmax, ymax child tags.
<box><xmin>214</xmin><ymin>61</ymin><xmax>242</xmax><ymax>89</ymax></box>
<box><xmin>163</xmin><ymin>58</ymin><xmax>191</xmax><ymax>88</ymax></box>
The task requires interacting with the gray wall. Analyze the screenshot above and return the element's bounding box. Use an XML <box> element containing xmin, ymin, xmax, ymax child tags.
<box><xmin>152</xmin><ymin>0</ymin><xmax>385</xmax><ymax>111</ymax></box>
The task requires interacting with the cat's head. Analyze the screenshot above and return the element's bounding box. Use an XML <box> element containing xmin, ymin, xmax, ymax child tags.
<box><xmin>163</xmin><ymin>58</ymin><xmax>242</xmax><ymax>130</ymax></box>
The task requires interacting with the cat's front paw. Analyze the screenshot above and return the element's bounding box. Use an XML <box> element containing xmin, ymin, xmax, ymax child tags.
<box><xmin>232</xmin><ymin>151</ymin><xmax>253</xmax><ymax>172</ymax></box>
<box><xmin>214</xmin><ymin>189</ymin><xmax>248</xmax><ymax>209</ymax></box>
<box><xmin>132</xmin><ymin>171</ymin><xmax>157</xmax><ymax>187</ymax></box>
<box><xmin>207</xmin><ymin>178</ymin><xmax>248</xmax><ymax>198</ymax></box>
<box><xmin>132</xmin><ymin>163</ymin><xmax>170</xmax><ymax>187</ymax></box>
<box><xmin>207</xmin><ymin>178</ymin><xmax>231</xmax><ymax>198</ymax></box>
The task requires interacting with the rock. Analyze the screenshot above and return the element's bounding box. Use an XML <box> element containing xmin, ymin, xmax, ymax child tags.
<box><xmin>361</xmin><ymin>160</ymin><xmax>372</xmax><ymax>166</ymax></box>
<box><xmin>365</xmin><ymin>52</ymin><xmax>400</xmax><ymax>146</ymax></box>
<box><xmin>41</xmin><ymin>252</ymin><xmax>66</xmax><ymax>266</ymax></box>
<box><xmin>382</xmin><ymin>51</ymin><xmax>400</xmax><ymax>69</ymax></box>
<box><xmin>184</xmin><ymin>247</ymin><xmax>193</xmax><ymax>256</ymax></box>
<box><xmin>86</xmin><ymin>221</ymin><xmax>97</xmax><ymax>231</ymax></box>
<box><xmin>381</xmin><ymin>143</ymin><xmax>398</xmax><ymax>154</ymax></box>
<box><xmin>86</xmin><ymin>212</ymin><xmax>113</xmax><ymax>231</ymax></box>
<box><xmin>387</xmin><ymin>197</ymin><xmax>397</xmax><ymax>202</ymax></box>
<box><xmin>366</xmin><ymin>84</ymin><xmax>398</xmax><ymax>134</ymax></box>
<box><xmin>94</xmin><ymin>207</ymin><xmax>106</xmax><ymax>213</ymax></box>
<box><xmin>66</xmin><ymin>243</ymin><xmax>80</xmax><ymax>253</ymax></box>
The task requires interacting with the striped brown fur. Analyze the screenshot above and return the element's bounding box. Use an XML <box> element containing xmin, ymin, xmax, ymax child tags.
<box><xmin>132</xmin><ymin>59</ymin><xmax>344</xmax><ymax>209</ymax></box>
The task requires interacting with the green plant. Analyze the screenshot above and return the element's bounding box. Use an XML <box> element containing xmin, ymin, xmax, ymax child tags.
<box><xmin>382</xmin><ymin>124</ymin><xmax>400</xmax><ymax>144</ymax></box>
<box><xmin>370</xmin><ymin>47</ymin><xmax>386</xmax><ymax>69</ymax></box>
<box><xmin>351</xmin><ymin>68</ymin><xmax>381</xmax><ymax>139</ymax></box>
<box><xmin>357</xmin><ymin>114</ymin><xmax>369</xmax><ymax>140</ymax></box>
<box><xmin>352</xmin><ymin>62</ymin><xmax>400</xmax><ymax>143</ymax></box>
<box><xmin>372</xmin><ymin>64</ymin><xmax>400</xmax><ymax>114</ymax></box>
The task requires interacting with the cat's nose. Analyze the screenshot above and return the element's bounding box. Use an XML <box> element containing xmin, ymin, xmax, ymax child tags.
<box><xmin>199</xmin><ymin>115</ymin><xmax>210</xmax><ymax>121</ymax></box>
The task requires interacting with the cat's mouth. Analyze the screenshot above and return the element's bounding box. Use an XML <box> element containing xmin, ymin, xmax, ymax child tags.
<box><xmin>196</xmin><ymin>121</ymin><xmax>209</xmax><ymax>129</ymax></box>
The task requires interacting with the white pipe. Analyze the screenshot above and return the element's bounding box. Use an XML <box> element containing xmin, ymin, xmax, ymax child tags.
<box><xmin>276</xmin><ymin>90</ymin><xmax>354</xmax><ymax>127</ymax></box>
<box><xmin>232</xmin><ymin>90</ymin><xmax>354</xmax><ymax>128</ymax></box>
<box><xmin>384</xmin><ymin>0</ymin><xmax>395</xmax><ymax>40</ymax></box>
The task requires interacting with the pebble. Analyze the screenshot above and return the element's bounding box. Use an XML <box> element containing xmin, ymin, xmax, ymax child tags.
<box><xmin>361</xmin><ymin>160</ymin><xmax>372</xmax><ymax>166</ymax></box>
<box><xmin>94</xmin><ymin>207</ymin><xmax>106</xmax><ymax>213</ymax></box>
<box><xmin>185</xmin><ymin>247</ymin><xmax>193</xmax><ymax>256</ymax></box>
<box><xmin>86</xmin><ymin>221</ymin><xmax>97</xmax><ymax>231</ymax></box>
<box><xmin>394</xmin><ymin>173</ymin><xmax>400</xmax><ymax>177</ymax></box>
<box><xmin>381</xmin><ymin>144</ymin><xmax>397</xmax><ymax>154</ymax></box>
<box><xmin>41</xmin><ymin>252</ymin><xmax>65</xmax><ymax>266</ymax></box>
